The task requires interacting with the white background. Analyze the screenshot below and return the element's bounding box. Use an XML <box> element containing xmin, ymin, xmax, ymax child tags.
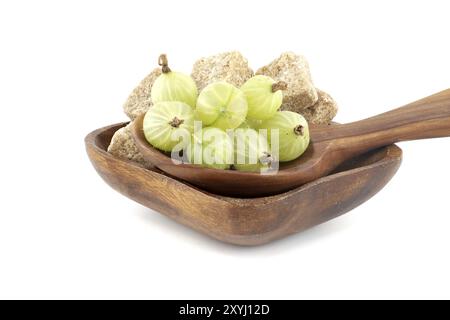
<box><xmin>0</xmin><ymin>0</ymin><xmax>449</xmax><ymax>300</ymax></box>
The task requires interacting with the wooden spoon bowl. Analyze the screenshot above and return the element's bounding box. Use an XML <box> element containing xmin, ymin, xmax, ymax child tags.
<box><xmin>86</xmin><ymin>123</ymin><xmax>402</xmax><ymax>245</ymax></box>
<box><xmin>131</xmin><ymin>115</ymin><xmax>336</xmax><ymax>197</ymax></box>
<box><xmin>131</xmin><ymin>89</ymin><xmax>450</xmax><ymax>197</ymax></box>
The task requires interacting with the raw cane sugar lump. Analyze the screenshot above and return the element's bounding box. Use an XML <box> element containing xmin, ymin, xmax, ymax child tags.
<box><xmin>123</xmin><ymin>67</ymin><xmax>162</xmax><ymax>120</ymax></box>
<box><xmin>191</xmin><ymin>51</ymin><xmax>254</xmax><ymax>91</ymax></box>
<box><xmin>256</xmin><ymin>52</ymin><xmax>318</xmax><ymax>111</ymax></box>
<box><xmin>107</xmin><ymin>123</ymin><xmax>152</xmax><ymax>168</ymax></box>
<box><xmin>300</xmin><ymin>89</ymin><xmax>338</xmax><ymax>125</ymax></box>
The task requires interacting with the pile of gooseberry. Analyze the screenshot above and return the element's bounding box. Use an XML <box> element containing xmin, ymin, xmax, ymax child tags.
<box><xmin>143</xmin><ymin>54</ymin><xmax>310</xmax><ymax>172</ymax></box>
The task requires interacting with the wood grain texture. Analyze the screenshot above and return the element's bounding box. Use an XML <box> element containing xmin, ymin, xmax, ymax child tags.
<box><xmin>85</xmin><ymin>123</ymin><xmax>402</xmax><ymax>246</ymax></box>
<box><xmin>131</xmin><ymin>88</ymin><xmax>450</xmax><ymax>197</ymax></box>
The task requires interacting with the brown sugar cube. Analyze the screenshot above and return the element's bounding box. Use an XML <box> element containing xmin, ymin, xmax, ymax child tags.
<box><xmin>123</xmin><ymin>67</ymin><xmax>162</xmax><ymax>120</ymax></box>
<box><xmin>300</xmin><ymin>89</ymin><xmax>338</xmax><ymax>125</ymax></box>
<box><xmin>191</xmin><ymin>51</ymin><xmax>254</xmax><ymax>91</ymax></box>
<box><xmin>256</xmin><ymin>52</ymin><xmax>318</xmax><ymax>111</ymax></box>
<box><xmin>107</xmin><ymin>123</ymin><xmax>152</xmax><ymax>168</ymax></box>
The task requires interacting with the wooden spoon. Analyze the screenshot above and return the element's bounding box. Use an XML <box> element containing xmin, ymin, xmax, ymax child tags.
<box><xmin>131</xmin><ymin>88</ymin><xmax>450</xmax><ymax>197</ymax></box>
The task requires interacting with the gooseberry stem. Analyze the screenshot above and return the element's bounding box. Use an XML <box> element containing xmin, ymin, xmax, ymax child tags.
<box><xmin>169</xmin><ymin>116</ymin><xmax>184</xmax><ymax>128</ymax></box>
<box><xmin>260</xmin><ymin>152</ymin><xmax>274</xmax><ymax>166</ymax></box>
<box><xmin>294</xmin><ymin>125</ymin><xmax>304</xmax><ymax>136</ymax></box>
<box><xmin>158</xmin><ymin>54</ymin><xmax>171</xmax><ymax>73</ymax></box>
<box><xmin>272</xmin><ymin>81</ymin><xmax>288</xmax><ymax>92</ymax></box>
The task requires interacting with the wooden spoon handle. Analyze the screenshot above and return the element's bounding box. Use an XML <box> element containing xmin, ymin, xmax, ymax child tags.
<box><xmin>322</xmin><ymin>88</ymin><xmax>450</xmax><ymax>156</ymax></box>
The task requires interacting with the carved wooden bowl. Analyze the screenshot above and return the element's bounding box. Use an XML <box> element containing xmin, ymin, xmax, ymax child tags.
<box><xmin>85</xmin><ymin>123</ymin><xmax>402</xmax><ymax>246</ymax></box>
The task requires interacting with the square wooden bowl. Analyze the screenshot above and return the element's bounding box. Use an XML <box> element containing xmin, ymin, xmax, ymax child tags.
<box><xmin>85</xmin><ymin>123</ymin><xmax>402</xmax><ymax>246</ymax></box>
